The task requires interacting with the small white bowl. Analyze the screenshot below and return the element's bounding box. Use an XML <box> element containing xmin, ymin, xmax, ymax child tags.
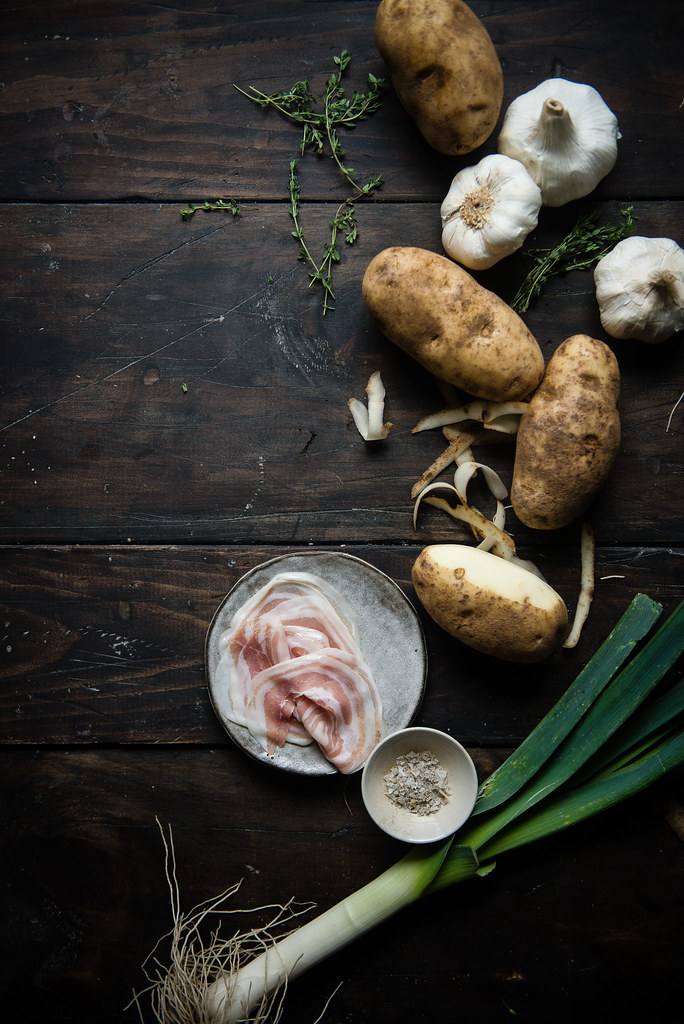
<box><xmin>361</xmin><ymin>727</ymin><xmax>479</xmax><ymax>844</ymax></box>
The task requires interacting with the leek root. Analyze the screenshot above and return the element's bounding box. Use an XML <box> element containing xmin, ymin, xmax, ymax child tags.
<box><xmin>134</xmin><ymin>594</ymin><xmax>684</xmax><ymax>1023</ymax></box>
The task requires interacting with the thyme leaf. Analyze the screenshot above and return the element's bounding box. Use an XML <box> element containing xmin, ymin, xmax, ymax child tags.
<box><xmin>511</xmin><ymin>206</ymin><xmax>636</xmax><ymax>314</ymax></box>
<box><xmin>237</xmin><ymin>50</ymin><xmax>386</xmax><ymax>313</ymax></box>
<box><xmin>180</xmin><ymin>198</ymin><xmax>241</xmax><ymax>221</ymax></box>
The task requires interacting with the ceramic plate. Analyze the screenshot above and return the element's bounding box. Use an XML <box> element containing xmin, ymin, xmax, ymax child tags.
<box><xmin>205</xmin><ymin>551</ymin><xmax>427</xmax><ymax>776</ymax></box>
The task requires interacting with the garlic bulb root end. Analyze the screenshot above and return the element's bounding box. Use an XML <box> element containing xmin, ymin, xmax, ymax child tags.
<box><xmin>594</xmin><ymin>236</ymin><xmax>684</xmax><ymax>344</ymax></box>
<box><xmin>440</xmin><ymin>153</ymin><xmax>541</xmax><ymax>270</ymax></box>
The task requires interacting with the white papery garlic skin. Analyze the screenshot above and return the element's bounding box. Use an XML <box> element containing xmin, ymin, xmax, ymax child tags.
<box><xmin>594</xmin><ymin>236</ymin><xmax>684</xmax><ymax>344</ymax></box>
<box><xmin>498</xmin><ymin>79</ymin><xmax>619</xmax><ymax>207</ymax></box>
<box><xmin>440</xmin><ymin>154</ymin><xmax>542</xmax><ymax>270</ymax></box>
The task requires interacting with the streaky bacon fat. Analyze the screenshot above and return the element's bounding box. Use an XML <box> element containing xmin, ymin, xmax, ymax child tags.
<box><xmin>216</xmin><ymin>571</ymin><xmax>386</xmax><ymax>772</ymax></box>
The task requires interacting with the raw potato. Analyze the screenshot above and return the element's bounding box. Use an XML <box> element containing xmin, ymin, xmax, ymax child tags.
<box><xmin>374</xmin><ymin>0</ymin><xmax>503</xmax><ymax>155</ymax></box>
<box><xmin>511</xmin><ymin>334</ymin><xmax>621</xmax><ymax>530</ymax></box>
<box><xmin>362</xmin><ymin>246</ymin><xmax>545</xmax><ymax>401</ymax></box>
<box><xmin>412</xmin><ymin>545</ymin><xmax>568</xmax><ymax>663</ymax></box>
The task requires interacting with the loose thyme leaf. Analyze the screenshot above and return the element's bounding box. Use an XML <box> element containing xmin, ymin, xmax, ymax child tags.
<box><xmin>180</xmin><ymin>197</ymin><xmax>240</xmax><ymax>221</ymax></box>
<box><xmin>511</xmin><ymin>206</ymin><xmax>636</xmax><ymax>313</ymax></box>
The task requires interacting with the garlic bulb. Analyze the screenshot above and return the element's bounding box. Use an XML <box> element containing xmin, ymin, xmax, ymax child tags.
<box><xmin>440</xmin><ymin>154</ymin><xmax>542</xmax><ymax>270</ymax></box>
<box><xmin>594</xmin><ymin>236</ymin><xmax>684</xmax><ymax>344</ymax></box>
<box><xmin>498</xmin><ymin>79</ymin><xmax>619</xmax><ymax>207</ymax></box>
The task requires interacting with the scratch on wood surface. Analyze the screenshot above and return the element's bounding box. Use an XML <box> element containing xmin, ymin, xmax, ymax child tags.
<box><xmin>83</xmin><ymin>227</ymin><xmax>228</xmax><ymax>322</ymax></box>
<box><xmin>3</xmin><ymin>269</ymin><xmax>316</xmax><ymax>435</ymax></box>
<box><xmin>2</xmin><ymin>259</ymin><xmax>349</xmax><ymax>436</ymax></box>
<box><xmin>2</xmin><ymin>314</ymin><xmax>232</xmax><ymax>435</ymax></box>
<box><xmin>0</xmin><ymin>339</ymin><xmax>183</xmax><ymax>433</ymax></box>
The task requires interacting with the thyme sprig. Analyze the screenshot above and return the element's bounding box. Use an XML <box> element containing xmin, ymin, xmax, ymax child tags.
<box><xmin>237</xmin><ymin>50</ymin><xmax>386</xmax><ymax>313</ymax></box>
<box><xmin>180</xmin><ymin>198</ymin><xmax>241</xmax><ymax>221</ymax></box>
<box><xmin>288</xmin><ymin>160</ymin><xmax>360</xmax><ymax>312</ymax></box>
<box><xmin>511</xmin><ymin>205</ymin><xmax>636</xmax><ymax>314</ymax></box>
<box><xmin>236</xmin><ymin>50</ymin><xmax>385</xmax><ymax>193</ymax></box>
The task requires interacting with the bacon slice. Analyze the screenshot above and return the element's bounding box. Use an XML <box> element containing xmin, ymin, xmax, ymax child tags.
<box><xmin>216</xmin><ymin>571</ymin><xmax>386</xmax><ymax>772</ymax></box>
<box><xmin>245</xmin><ymin>648</ymin><xmax>386</xmax><ymax>774</ymax></box>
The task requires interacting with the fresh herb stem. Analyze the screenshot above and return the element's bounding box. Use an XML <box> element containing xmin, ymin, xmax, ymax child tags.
<box><xmin>180</xmin><ymin>197</ymin><xmax>240</xmax><ymax>221</ymax></box>
<box><xmin>238</xmin><ymin>51</ymin><xmax>385</xmax><ymax>313</ymax></box>
<box><xmin>288</xmin><ymin>159</ymin><xmax>351</xmax><ymax>313</ymax></box>
<box><xmin>511</xmin><ymin>205</ymin><xmax>636</xmax><ymax>313</ymax></box>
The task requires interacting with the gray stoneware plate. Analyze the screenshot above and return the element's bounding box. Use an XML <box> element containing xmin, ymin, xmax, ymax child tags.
<box><xmin>205</xmin><ymin>551</ymin><xmax>427</xmax><ymax>776</ymax></box>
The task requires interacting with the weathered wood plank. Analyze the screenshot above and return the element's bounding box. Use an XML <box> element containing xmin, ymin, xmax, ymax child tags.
<box><xmin>1</xmin><ymin>5</ymin><xmax>683</xmax><ymax>1023</ymax></box>
<box><xmin>2</xmin><ymin>201</ymin><xmax>682</xmax><ymax>545</ymax></box>
<box><xmin>2</xmin><ymin>544</ymin><xmax>682</xmax><ymax>746</ymax></box>
<box><xmin>0</xmin><ymin>0</ymin><xmax>682</xmax><ymax>201</ymax></box>
<box><xmin>1</xmin><ymin>746</ymin><xmax>682</xmax><ymax>1023</ymax></box>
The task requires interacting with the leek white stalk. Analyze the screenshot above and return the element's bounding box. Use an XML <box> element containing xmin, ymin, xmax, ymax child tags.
<box><xmin>206</xmin><ymin>844</ymin><xmax>474</xmax><ymax>1022</ymax></box>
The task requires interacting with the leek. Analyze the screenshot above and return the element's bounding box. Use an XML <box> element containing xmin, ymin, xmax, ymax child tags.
<box><xmin>206</xmin><ymin>842</ymin><xmax>466</xmax><ymax>1022</ymax></box>
<box><xmin>473</xmin><ymin>591</ymin><xmax>662</xmax><ymax>814</ymax></box>
<box><xmin>136</xmin><ymin>595</ymin><xmax>684</xmax><ymax>1024</ymax></box>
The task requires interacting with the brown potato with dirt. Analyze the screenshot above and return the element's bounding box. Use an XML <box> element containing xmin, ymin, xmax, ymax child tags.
<box><xmin>511</xmin><ymin>334</ymin><xmax>621</xmax><ymax>530</ymax></box>
<box><xmin>374</xmin><ymin>0</ymin><xmax>503</xmax><ymax>155</ymax></box>
<box><xmin>362</xmin><ymin>246</ymin><xmax>545</xmax><ymax>401</ymax></box>
<box><xmin>412</xmin><ymin>544</ymin><xmax>569</xmax><ymax>663</ymax></box>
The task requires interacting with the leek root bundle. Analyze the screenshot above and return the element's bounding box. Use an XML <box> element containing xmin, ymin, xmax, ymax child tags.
<box><xmin>135</xmin><ymin>594</ymin><xmax>684</xmax><ymax>1024</ymax></box>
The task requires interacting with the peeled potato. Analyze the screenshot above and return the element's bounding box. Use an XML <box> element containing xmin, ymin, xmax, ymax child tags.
<box><xmin>412</xmin><ymin>544</ymin><xmax>568</xmax><ymax>663</ymax></box>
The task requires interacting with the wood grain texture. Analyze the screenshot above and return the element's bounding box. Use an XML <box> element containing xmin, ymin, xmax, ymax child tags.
<box><xmin>0</xmin><ymin>1</ymin><xmax>682</xmax><ymax>201</ymax></box>
<box><xmin>2</xmin><ymin>199</ymin><xmax>682</xmax><ymax>544</ymax></box>
<box><xmin>1</xmin><ymin>544</ymin><xmax>682</xmax><ymax>747</ymax></box>
<box><xmin>2</xmin><ymin>746</ymin><xmax>682</xmax><ymax>1023</ymax></box>
<box><xmin>1</xmin><ymin>2</ymin><xmax>683</xmax><ymax>1022</ymax></box>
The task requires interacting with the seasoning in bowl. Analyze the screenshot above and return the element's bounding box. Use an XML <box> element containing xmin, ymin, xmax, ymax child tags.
<box><xmin>383</xmin><ymin>749</ymin><xmax>451</xmax><ymax>815</ymax></box>
<box><xmin>361</xmin><ymin>726</ymin><xmax>478</xmax><ymax>843</ymax></box>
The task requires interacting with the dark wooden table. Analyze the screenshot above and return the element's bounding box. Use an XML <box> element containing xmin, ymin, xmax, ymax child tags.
<box><xmin>2</xmin><ymin>2</ymin><xmax>683</xmax><ymax>1022</ymax></box>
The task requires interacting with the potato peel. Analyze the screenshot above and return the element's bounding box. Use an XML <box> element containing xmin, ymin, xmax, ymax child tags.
<box><xmin>348</xmin><ymin>371</ymin><xmax>393</xmax><ymax>441</ymax></box>
<box><xmin>453</xmin><ymin>460</ymin><xmax>508</xmax><ymax>505</ymax></box>
<box><xmin>563</xmin><ymin>522</ymin><xmax>596</xmax><ymax>649</ymax></box>
<box><xmin>413</xmin><ymin>399</ymin><xmax>528</xmax><ymax>435</ymax></box>
<box><xmin>409</xmin><ymin>428</ymin><xmax>484</xmax><ymax>499</ymax></box>
<box><xmin>415</xmin><ymin>490</ymin><xmax>545</xmax><ymax>580</ymax></box>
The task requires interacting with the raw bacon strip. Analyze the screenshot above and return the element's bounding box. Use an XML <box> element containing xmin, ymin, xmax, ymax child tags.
<box><xmin>216</xmin><ymin>571</ymin><xmax>386</xmax><ymax>771</ymax></box>
<box><xmin>283</xmin><ymin>624</ymin><xmax>332</xmax><ymax>658</ymax></box>
<box><xmin>218</xmin><ymin>572</ymin><xmax>363</xmax><ymax>728</ymax></box>
<box><xmin>245</xmin><ymin>648</ymin><xmax>386</xmax><ymax>774</ymax></box>
<box><xmin>227</xmin><ymin>572</ymin><xmax>361</xmax><ymax>646</ymax></box>
<box><xmin>219</xmin><ymin>613</ymin><xmax>294</xmax><ymax>731</ymax></box>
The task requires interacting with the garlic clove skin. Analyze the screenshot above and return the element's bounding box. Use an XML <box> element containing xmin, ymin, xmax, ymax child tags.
<box><xmin>594</xmin><ymin>236</ymin><xmax>684</xmax><ymax>344</ymax></box>
<box><xmin>497</xmin><ymin>78</ymin><xmax>619</xmax><ymax>207</ymax></box>
<box><xmin>440</xmin><ymin>153</ymin><xmax>542</xmax><ymax>270</ymax></box>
